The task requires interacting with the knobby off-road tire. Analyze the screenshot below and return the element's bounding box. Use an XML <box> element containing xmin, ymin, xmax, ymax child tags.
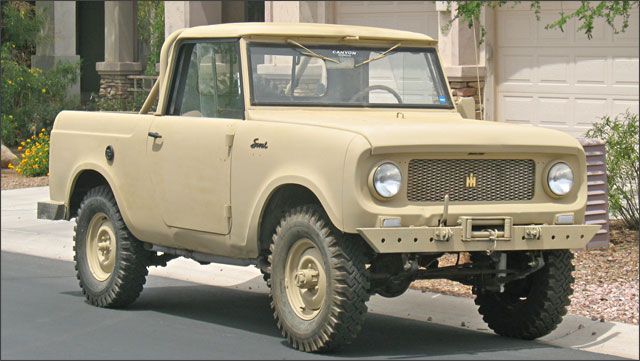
<box><xmin>268</xmin><ymin>205</ymin><xmax>370</xmax><ymax>352</ymax></box>
<box><xmin>74</xmin><ymin>185</ymin><xmax>151</xmax><ymax>308</ymax></box>
<box><xmin>473</xmin><ymin>250</ymin><xmax>575</xmax><ymax>340</ymax></box>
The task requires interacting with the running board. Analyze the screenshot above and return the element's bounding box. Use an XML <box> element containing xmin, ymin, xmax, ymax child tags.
<box><xmin>143</xmin><ymin>243</ymin><xmax>257</xmax><ymax>267</ymax></box>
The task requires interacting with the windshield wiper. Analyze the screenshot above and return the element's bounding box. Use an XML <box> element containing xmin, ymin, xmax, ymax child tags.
<box><xmin>286</xmin><ymin>39</ymin><xmax>339</xmax><ymax>64</ymax></box>
<box><xmin>355</xmin><ymin>42</ymin><xmax>401</xmax><ymax>67</ymax></box>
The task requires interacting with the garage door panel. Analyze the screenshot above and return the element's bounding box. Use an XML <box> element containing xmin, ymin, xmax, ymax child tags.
<box><xmin>613</xmin><ymin>11</ymin><xmax>639</xmax><ymax>43</ymax></box>
<box><xmin>538</xmin><ymin>12</ymin><xmax>575</xmax><ymax>42</ymax></box>
<box><xmin>335</xmin><ymin>1</ymin><xmax>438</xmax><ymax>39</ymax></box>
<box><xmin>538</xmin><ymin>56</ymin><xmax>570</xmax><ymax>84</ymax></box>
<box><xmin>575</xmin><ymin>57</ymin><xmax>607</xmax><ymax>85</ymax></box>
<box><xmin>498</xmin><ymin>13</ymin><xmax>535</xmax><ymax>45</ymax></box>
<box><xmin>500</xmin><ymin>95</ymin><xmax>535</xmax><ymax>123</ymax></box>
<box><xmin>501</xmin><ymin>55</ymin><xmax>534</xmax><ymax>83</ymax></box>
<box><xmin>612</xmin><ymin>99</ymin><xmax>640</xmax><ymax>116</ymax></box>
<box><xmin>613</xmin><ymin>58</ymin><xmax>639</xmax><ymax>86</ymax></box>
<box><xmin>575</xmin><ymin>98</ymin><xmax>608</xmax><ymax>125</ymax></box>
<box><xmin>574</xmin><ymin>17</ymin><xmax>608</xmax><ymax>43</ymax></box>
<box><xmin>539</xmin><ymin>97</ymin><xmax>571</xmax><ymax>125</ymax></box>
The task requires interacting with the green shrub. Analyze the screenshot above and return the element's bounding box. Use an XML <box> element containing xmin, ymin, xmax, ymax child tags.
<box><xmin>10</xmin><ymin>128</ymin><xmax>50</xmax><ymax>177</ymax></box>
<box><xmin>1</xmin><ymin>2</ymin><xmax>80</xmax><ymax>146</ymax></box>
<box><xmin>138</xmin><ymin>1</ymin><xmax>164</xmax><ymax>76</ymax></box>
<box><xmin>586</xmin><ymin>110</ymin><xmax>639</xmax><ymax>230</ymax></box>
<box><xmin>82</xmin><ymin>91</ymin><xmax>150</xmax><ymax>112</ymax></box>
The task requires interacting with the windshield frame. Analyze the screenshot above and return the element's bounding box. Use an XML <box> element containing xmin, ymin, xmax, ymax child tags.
<box><xmin>246</xmin><ymin>41</ymin><xmax>454</xmax><ymax>110</ymax></box>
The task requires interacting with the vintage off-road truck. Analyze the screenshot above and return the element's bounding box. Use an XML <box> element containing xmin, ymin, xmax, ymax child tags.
<box><xmin>38</xmin><ymin>23</ymin><xmax>600</xmax><ymax>352</ymax></box>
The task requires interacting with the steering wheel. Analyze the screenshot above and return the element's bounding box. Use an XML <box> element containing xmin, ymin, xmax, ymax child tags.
<box><xmin>348</xmin><ymin>85</ymin><xmax>403</xmax><ymax>104</ymax></box>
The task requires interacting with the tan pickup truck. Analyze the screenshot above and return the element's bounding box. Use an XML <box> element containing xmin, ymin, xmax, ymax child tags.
<box><xmin>38</xmin><ymin>23</ymin><xmax>600</xmax><ymax>352</ymax></box>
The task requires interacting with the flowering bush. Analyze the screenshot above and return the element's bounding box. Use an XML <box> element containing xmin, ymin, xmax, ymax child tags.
<box><xmin>1</xmin><ymin>2</ymin><xmax>80</xmax><ymax>147</ymax></box>
<box><xmin>10</xmin><ymin>128</ymin><xmax>50</xmax><ymax>177</ymax></box>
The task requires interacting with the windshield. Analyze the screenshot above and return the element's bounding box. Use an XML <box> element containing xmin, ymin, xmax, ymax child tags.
<box><xmin>247</xmin><ymin>42</ymin><xmax>453</xmax><ymax>108</ymax></box>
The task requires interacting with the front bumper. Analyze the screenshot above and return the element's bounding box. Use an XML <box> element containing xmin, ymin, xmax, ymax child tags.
<box><xmin>357</xmin><ymin>220</ymin><xmax>601</xmax><ymax>253</ymax></box>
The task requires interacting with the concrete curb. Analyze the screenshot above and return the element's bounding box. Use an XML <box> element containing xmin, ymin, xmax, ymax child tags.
<box><xmin>2</xmin><ymin>186</ymin><xmax>638</xmax><ymax>359</ymax></box>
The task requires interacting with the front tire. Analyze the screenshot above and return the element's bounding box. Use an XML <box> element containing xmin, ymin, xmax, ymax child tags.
<box><xmin>74</xmin><ymin>185</ymin><xmax>151</xmax><ymax>308</ymax></box>
<box><xmin>473</xmin><ymin>250</ymin><xmax>574</xmax><ymax>339</ymax></box>
<box><xmin>269</xmin><ymin>205</ymin><xmax>370</xmax><ymax>352</ymax></box>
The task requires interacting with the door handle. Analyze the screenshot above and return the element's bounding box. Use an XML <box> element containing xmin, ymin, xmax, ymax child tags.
<box><xmin>148</xmin><ymin>131</ymin><xmax>162</xmax><ymax>139</ymax></box>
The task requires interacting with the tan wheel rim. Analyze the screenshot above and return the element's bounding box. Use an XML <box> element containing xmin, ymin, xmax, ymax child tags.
<box><xmin>86</xmin><ymin>212</ymin><xmax>116</xmax><ymax>282</ymax></box>
<box><xmin>285</xmin><ymin>238</ymin><xmax>326</xmax><ymax>320</ymax></box>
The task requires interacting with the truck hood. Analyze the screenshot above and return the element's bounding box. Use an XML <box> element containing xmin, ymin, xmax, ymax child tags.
<box><xmin>246</xmin><ymin>109</ymin><xmax>583</xmax><ymax>155</ymax></box>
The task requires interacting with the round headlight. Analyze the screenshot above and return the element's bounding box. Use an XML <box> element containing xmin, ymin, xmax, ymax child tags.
<box><xmin>548</xmin><ymin>162</ymin><xmax>574</xmax><ymax>196</ymax></box>
<box><xmin>373</xmin><ymin>163</ymin><xmax>402</xmax><ymax>198</ymax></box>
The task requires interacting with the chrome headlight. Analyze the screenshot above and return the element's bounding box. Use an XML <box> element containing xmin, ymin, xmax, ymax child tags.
<box><xmin>548</xmin><ymin>162</ymin><xmax>574</xmax><ymax>196</ymax></box>
<box><xmin>372</xmin><ymin>163</ymin><xmax>402</xmax><ymax>198</ymax></box>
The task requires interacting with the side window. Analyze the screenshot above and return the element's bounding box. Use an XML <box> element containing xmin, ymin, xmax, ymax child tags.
<box><xmin>168</xmin><ymin>40</ymin><xmax>243</xmax><ymax>119</ymax></box>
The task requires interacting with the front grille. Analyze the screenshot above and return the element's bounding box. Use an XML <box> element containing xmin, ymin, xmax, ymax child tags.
<box><xmin>407</xmin><ymin>159</ymin><xmax>535</xmax><ymax>202</ymax></box>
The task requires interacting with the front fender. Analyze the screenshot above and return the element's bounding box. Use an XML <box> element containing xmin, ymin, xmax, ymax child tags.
<box><xmin>229</xmin><ymin>121</ymin><xmax>361</xmax><ymax>256</ymax></box>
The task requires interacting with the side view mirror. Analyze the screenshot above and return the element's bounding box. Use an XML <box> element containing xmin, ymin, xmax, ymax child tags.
<box><xmin>455</xmin><ymin>97</ymin><xmax>476</xmax><ymax>119</ymax></box>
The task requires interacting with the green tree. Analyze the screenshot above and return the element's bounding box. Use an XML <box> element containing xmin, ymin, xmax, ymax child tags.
<box><xmin>441</xmin><ymin>1</ymin><xmax>639</xmax><ymax>44</ymax></box>
<box><xmin>1</xmin><ymin>1</ymin><xmax>79</xmax><ymax>146</ymax></box>
<box><xmin>138</xmin><ymin>1</ymin><xmax>165</xmax><ymax>75</ymax></box>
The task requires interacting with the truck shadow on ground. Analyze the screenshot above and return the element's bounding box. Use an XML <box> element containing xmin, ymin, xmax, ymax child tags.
<box><xmin>62</xmin><ymin>279</ymin><xmax>617</xmax><ymax>360</ymax></box>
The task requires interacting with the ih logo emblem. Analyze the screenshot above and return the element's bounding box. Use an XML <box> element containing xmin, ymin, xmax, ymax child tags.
<box><xmin>465</xmin><ymin>173</ymin><xmax>477</xmax><ymax>188</ymax></box>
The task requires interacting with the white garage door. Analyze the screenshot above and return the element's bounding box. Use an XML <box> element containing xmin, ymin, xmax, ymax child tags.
<box><xmin>335</xmin><ymin>1</ymin><xmax>438</xmax><ymax>40</ymax></box>
<box><xmin>496</xmin><ymin>3</ymin><xmax>639</xmax><ymax>137</ymax></box>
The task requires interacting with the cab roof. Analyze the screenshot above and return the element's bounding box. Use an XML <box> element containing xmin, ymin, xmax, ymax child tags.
<box><xmin>179</xmin><ymin>22</ymin><xmax>437</xmax><ymax>44</ymax></box>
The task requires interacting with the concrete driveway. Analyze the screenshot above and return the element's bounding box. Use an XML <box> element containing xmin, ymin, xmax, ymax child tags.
<box><xmin>2</xmin><ymin>186</ymin><xmax>638</xmax><ymax>359</ymax></box>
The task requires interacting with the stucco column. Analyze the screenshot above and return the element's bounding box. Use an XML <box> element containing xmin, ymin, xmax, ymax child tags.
<box><xmin>164</xmin><ymin>1</ymin><xmax>222</xmax><ymax>39</ymax></box>
<box><xmin>96</xmin><ymin>1</ymin><xmax>142</xmax><ymax>99</ymax></box>
<box><xmin>32</xmin><ymin>1</ymin><xmax>80</xmax><ymax>98</ymax></box>
<box><xmin>265</xmin><ymin>1</ymin><xmax>333</xmax><ymax>23</ymax></box>
<box><xmin>437</xmin><ymin>2</ymin><xmax>488</xmax><ymax>119</ymax></box>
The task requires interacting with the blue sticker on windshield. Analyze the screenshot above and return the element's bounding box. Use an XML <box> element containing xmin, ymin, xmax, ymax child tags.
<box><xmin>438</xmin><ymin>95</ymin><xmax>446</xmax><ymax>104</ymax></box>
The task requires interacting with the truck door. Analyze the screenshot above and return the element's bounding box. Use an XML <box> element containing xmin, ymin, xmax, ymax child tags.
<box><xmin>147</xmin><ymin>40</ymin><xmax>243</xmax><ymax>235</ymax></box>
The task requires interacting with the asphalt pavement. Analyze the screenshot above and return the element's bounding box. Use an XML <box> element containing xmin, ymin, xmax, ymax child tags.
<box><xmin>1</xmin><ymin>186</ymin><xmax>638</xmax><ymax>359</ymax></box>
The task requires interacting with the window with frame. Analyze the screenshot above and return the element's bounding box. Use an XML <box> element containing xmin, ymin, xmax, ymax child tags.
<box><xmin>168</xmin><ymin>40</ymin><xmax>243</xmax><ymax>119</ymax></box>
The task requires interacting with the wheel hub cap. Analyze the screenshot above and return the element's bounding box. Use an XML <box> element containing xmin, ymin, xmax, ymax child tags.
<box><xmin>285</xmin><ymin>239</ymin><xmax>326</xmax><ymax>320</ymax></box>
<box><xmin>86</xmin><ymin>212</ymin><xmax>116</xmax><ymax>281</ymax></box>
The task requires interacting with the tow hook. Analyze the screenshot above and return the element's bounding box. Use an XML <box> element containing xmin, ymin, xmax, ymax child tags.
<box><xmin>524</xmin><ymin>226</ymin><xmax>542</xmax><ymax>240</ymax></box>
<box><xmin>434</xmin><ymin>227</ymin><xmax>453</xmax><ymax>242</ymax></box>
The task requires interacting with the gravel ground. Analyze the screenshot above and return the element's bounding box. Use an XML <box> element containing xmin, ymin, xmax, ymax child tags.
<box><xmin>2</xmin><ymin>168</ymin><xmax>638</xmax><ymax>325</ymax></box>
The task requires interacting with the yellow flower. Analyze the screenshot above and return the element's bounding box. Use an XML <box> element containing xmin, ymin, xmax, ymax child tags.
<box><xmin>47</xmin><ymin>172</ymin><xmax>49</xmax><ymax>176</ymax></box>
<box><xmin>8</xmin><ymin>115</ymin><xmax>13</xmax><ymax>119</ymax></box>
<box><xmin>26</xmin><ymin>139</ymin><xmax>30</xmax><ymax>142</ymax></box>
<box><xmin>35</xmin><ymin>158</ymin><xmax>39</xmax><ymax>161</ymax></box>
<box><xmin>17</xmin><ymin>146</ymin><xmax>22</xmax><ymax>150</ymax></box>
<box><xmin>38</xmin><ymin>68</ymin><xmax>42</xmax><ymax>73</ymax></box>
<box><xmin>8</xmin><ymin>163</ymin><xmax>13</xmax><ymax>169</ymax></box>
<box><xmin>41</xmin><ymin>128</ymin><xmax>46</xmax><ymax>132</ymax></box>
<box><xmin>44</xmin><ymin>147</ymin><xmax>48</xmax><ymax>151</ymax></box>
<box><xmin>11</xmin><ymin>44</ymin><xmax>15</xmax><ymax>48</ymax></box>
<box><xmin>42</xmin><ymin>89</ymin><xmax>46</xmax><ymax>93</ymax></box>
<box><xmin>20</xmin><ymin>142</ymin><xmax>25</xmax><ymax>146</ymax></box>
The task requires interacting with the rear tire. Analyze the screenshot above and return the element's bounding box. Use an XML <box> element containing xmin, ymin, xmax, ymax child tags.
<box><xmin>74</xmin><ymin>185</ymin><xmax>151</xmax><ymax>308</ymax></box>
<box><xmin>473</xmin><ymin>250</ymin><xmax>574</xmax><ymax>339</ymax></box>
<box><xmin>269</xmin><ymin>205</ymin><xmax>370</xmax><ymax>352</ymax></box>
